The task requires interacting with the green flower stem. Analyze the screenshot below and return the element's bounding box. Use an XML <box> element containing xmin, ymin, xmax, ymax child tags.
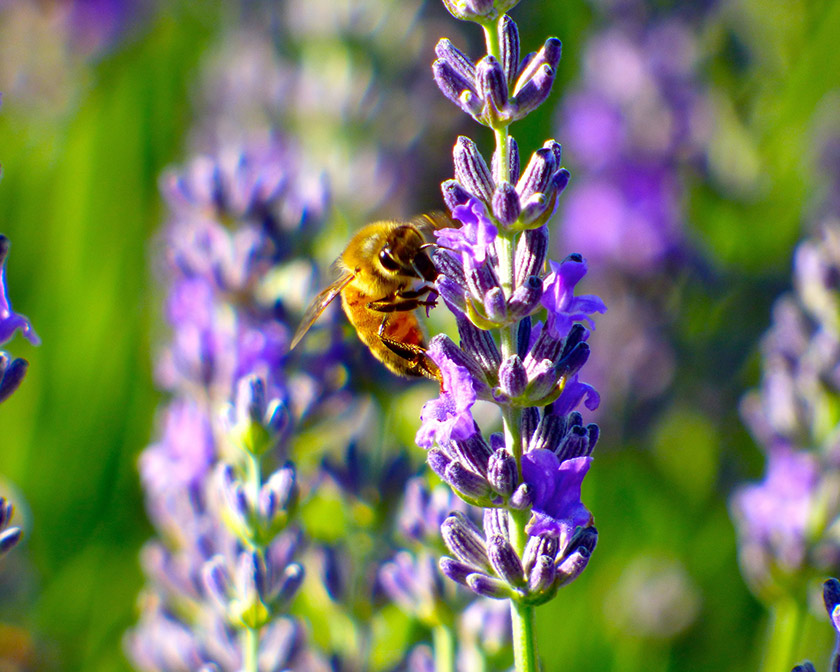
<box><xmin>433</xmin><ymin>623</ymin><xmax>457</xmax><ymax>672</ymax></box>
<box><xmin>760</xmin><ymin>596</ymin><xmax>806</xmax><ymax>672</ymax></box>
<box><xmin>242</xmin><ymin>625</ymin><xmax>260</xmax><ymax>672</ymax></box>
<box><xmin>511</xmin><ymin>599</ymin><xmax>539</xmax><ymax>672</ymax></box>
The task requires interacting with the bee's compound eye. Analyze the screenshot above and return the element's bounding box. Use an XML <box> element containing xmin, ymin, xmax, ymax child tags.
<box><xmin>378</xmin><ymin>247</ymin><xmax>401</xmax><ymax>272</ymax></box>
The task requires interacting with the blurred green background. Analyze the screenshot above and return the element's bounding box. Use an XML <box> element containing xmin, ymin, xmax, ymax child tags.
<box><xmin>1</xmin><ymin>0</ymin><xmax>839</xmax><ymax>670</ymax></box>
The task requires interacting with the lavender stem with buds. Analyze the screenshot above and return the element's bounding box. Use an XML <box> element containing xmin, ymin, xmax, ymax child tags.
<box><xmin>429</xmin><ymin>2</ymin><xmax>603</xmax><ymax>671</ymax></box>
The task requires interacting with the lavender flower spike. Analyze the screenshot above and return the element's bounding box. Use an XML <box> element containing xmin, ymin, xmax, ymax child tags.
<box><xmin>731</xmin><ymin>224</ymin><xmax>840</xmax><ymax>601</ymax></box>
<box><xmin>423</xmin><ymin>2</ymin><xmax>603</xmax><ymax>668</ymax></box>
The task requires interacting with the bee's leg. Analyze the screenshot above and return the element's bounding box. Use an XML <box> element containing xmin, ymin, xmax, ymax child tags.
<box><xmin>378</xmin><ymin>335</ymin><xmax>441</xmax><ymax>381</ymax></box>
<box><xmin>368</xmin><ymin>291</ymin><xmax>436</xmax><ymax>313</ymax></box>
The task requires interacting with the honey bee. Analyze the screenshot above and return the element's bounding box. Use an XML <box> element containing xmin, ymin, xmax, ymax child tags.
<box><xmin>290</xmin><ymin>213</ymin><xmax>456</xmax><ymax>381</ymax></box>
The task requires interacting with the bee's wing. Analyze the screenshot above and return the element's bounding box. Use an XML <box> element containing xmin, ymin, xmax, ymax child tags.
<box><xmin>290</xmin><ymin>271</ymin><xmax>355</xmax><ymax>350</ymax></box>
<box><xmin>412</xmin><ymin>211</ymin><xmax>458</xmax><ymax>237</ymax></box>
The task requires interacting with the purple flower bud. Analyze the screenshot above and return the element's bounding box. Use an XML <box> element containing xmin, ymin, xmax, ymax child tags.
<box><xmin>508</xmin><ymin>277</ymin><xmax>544</xmax><ymax>320</ymax></box>
<box><xmin>499</xmin><ymin>15</ymin><xmax>520</xmax><ymax>89</ymax></box>
<box><xmin>433</xmin><ymin>60</ymin><xmax>481</xmax><ymax>116</ymax></box>
<box><xmin>555</xmin><ymin>546</ymin><xmax>592</xmax><ymax>587</ymax></box>
<box><xmin>441</xmin><ymin>512</ymin><xmax>491</xmax><ymax>571</ymax></box>
<box><xmin>514</xmin><ymin>38</ymin><xmax>562</xmax><ymax>95</ymax></box>
<box><xmin>275</xmin><ymin>563</ymin><xmax>305</xmax><ymax>605</ymax></box>
<box><xmin>454</xmin><ymin>137</ymin><xmax>495</xmax><ymax>204</ymax></box>
<box><xmin>456</xmin><ymin>315</ymin><xmax>502</xmax><ymax>379</ymax></box>
<box><xmin>466</xmin><ymin>573</ymin><xmax>512</xmax><ymax>599</ymax></box>
<box><xmin>524</xmin><ymin>326</ymin><xmax>563</xmax><ymax>372</ymax></box>
<box><xmin>236</xmin><ymin>375</ymin><xmax>266</xmax><ymax>426</ymax></box>
<box><xmin>217</xmin><ymin>464</ymin><xmax>251</xmax><ymax>533</ymax></box>
<box><xmin>512</xmin><ymin>64</ymin><xmax>556</xmax><ymax>119</ymax></box>
<box><xmin>825</xmin><ymin>578</ymin><xmax>840</xmax><ymax>615</ymax></box>
<box><xmin>525</xmin><ymin>363</ymin><xmax>563</xmax><ymax>403</ymax></box>
<box><xmin>483</xmin><ymin>507</ymin><xmax>510</xmax><ymax>540</ymax></box>
<box><xmin>488</xmin><ymin>450</ymin><xmax>518</xmax><ymax>497</ymax></box>
<box><xmin>202</xmin><ymin>555</ymin><xmax>232</xmax><ymax>612</ymax></box>
<box><xmin>488</xmin><ymin>535</ymin><xmax>525</xmax><ymax>587</ymax></box>
<box><xmin>239</xmin><ymin>550</ymin><xmax>267</xmax><ymax>601</ymax></box>
<box><xmin>529</xmin><ymin>413</ymin><xmax>565</xmax><ymax>454</ymax></box>
<box><xmin>0</xmin><ymin>236</ymin><xmax>39</xmax><ymax>348</ymax></box>
<box><xmin>445</xmin><ymin>461</ymin><xmax>493</xmax><ymax>501</ymax></box>
<box><xmin>0</xmin><ymin>498</ymin><xmax>13</xmax><ymax>529</ymax></box>
<box><xmin>466</xmin><ymin>0</ymin><xmax>495</xmax><ymax>14</ymax></box>
<box><xmin>556</xmin><ymin>424</ymin><xmax>595</xmax><ymax>461</ymax></box>
<box><xmin>522</xmin><ymin>535</ymin><xmax>559</xmax><ymax>575</ymax></box>
<box><xmin>459</xmin><ymin>90</ymin><xmax>484</xmax><ymax>117</ymax></box>
<box><xmin>515</xmin><ymin>227</ymin><xmax>548</xmax><ymax>287</ymax></box>
<box><xmin>509</xmin><ymin>483</ymin><xmax>534</xmax><ymax>510</ymax></box>
<box><xmin>521</xmin><ymin>406</ymin><xmax>540</xmax><ymax>446</ymax></box>
<box><xmin>452</xmin><ymin>433</ymin><xmax>494</xmax><ymax>477</ymax></box>
<box><xmin>552</xmin><ymin>167</ymin><xmax>571</xmax><ymax>195</ymax></box>
<box><xmin>517</xmin><ymin>147</ymin><xmax>557</xmax><ymax>204</ymax></box>
<box><xmin>791</xmin><ymin>664</ymin><xmax>817</xmax><ymax>672</ymax></box>
<box><xmin>441</xmin><ymin>0</ymin><xmax>496</xmax><ymax>20</ymax></box>
<box><xmin>492</xmin><ymin>182</ymin><xmax>521</xmax><ymax>227</ymax></box>
<box><xmin>519</xmin><ymin>193</ymin><xmax>550</xmax><ymax>227</ymax></box>
<box><xmin>476</xmin><ymin>55</ymin><xmax>509</xmax><ymax>120</ymax></box>
<box><xmin>441</xmin><ymin>179</ymin><xmax>473</xmax><ymax>212</ymax></box>
<box><xmin>499</xmin><ymin>355</ymin><xmax>528</xmax><ymax>398</ymax></box>
<box><xmin>493</xmin><ymin>137</ymin><xmax>520</xmax><ymax>186</ymax></box>
<box><xmin>517</xmin><ymin>318</ymin><xmax>533</xmax><ymax>361</ymax></box>
<box><xmin>435</xmin><ymin>39</ymin><xmax>477</xmax><ymax>86</ymax></box>
<box><xmin>483</xmin><ymin>287</ymin><xmax>508</xmax><ymax>323</ymax></box>
<box><xmin>527</xmin><ymin>556</ymin><xmax>557</xmax><ymax>595</ymax></box>
<box><xmin>440</xmin><ymin>556</ymin><xmax>478</xmax><ymax>585</ymax></box>
<box><xmin>260</xmin><ymin>463</ymin><xmax>297</xmax><ymax>523</ymax></box>
<box><xmin>564</xmin><ymin>525</ymin><xmax>598</xmax><ymax>557</ymax></box>
<box><xmin>0</xmin><ymin>356</ymin><xmax>28</xmax><ymax>404</ymax></box>
<box><xmin>427</xmin><ymin>448</ymin><xmax>452</xmax><ymax>479</ymax></box>
<box><xmin>0</xmin><ymin>525</ymin><xmax>22</xmax><ymax>555</ymax></box>
<box><xmin>557</xmin><ymin>342</ymin><xmax>590</xmax><ymax>379</ymax></box>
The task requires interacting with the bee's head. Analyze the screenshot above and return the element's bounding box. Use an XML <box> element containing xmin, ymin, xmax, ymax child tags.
<box><xmin>375</xmin><ymin>225</ymin><xmax>428</xmax><ymax>280</ymax></box>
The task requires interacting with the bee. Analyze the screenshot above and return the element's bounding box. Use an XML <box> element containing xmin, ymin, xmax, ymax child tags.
<box><xmin>290</xmin><ymin>213</ymin><xmax>455</xmax><ymax>381</ymax></box>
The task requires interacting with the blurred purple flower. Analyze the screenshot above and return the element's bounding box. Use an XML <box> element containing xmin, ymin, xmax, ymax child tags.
<box><xmin>553</xmin><ymin>11</ymin><xmax>714</xmax><ymax>419</ymax></box>
<box><xmin>732</xmin><ymin>445</ymin><xmax>817</xmax><ymax>573</ymax></box>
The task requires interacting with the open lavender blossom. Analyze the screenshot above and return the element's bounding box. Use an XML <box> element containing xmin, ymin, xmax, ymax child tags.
<box><xmin>731</xmin><ymin>224</ymin><xmax>840</xmax><ymax>599</ymax></box>
<box><xmin>0</xmin><ymin>235</ymin><xmax>39</xmax><ymax>403</ymax></box>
